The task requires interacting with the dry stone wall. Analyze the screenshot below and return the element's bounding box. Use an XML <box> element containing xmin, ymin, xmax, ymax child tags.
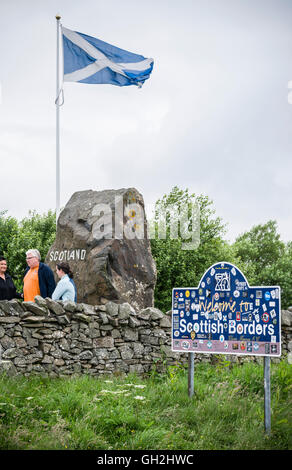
<box><xmin>45</xmin><ymin>188</ymin><xmax>157</xmax><ymax>310</ymax></box>
<box><xmin>0</xmin><ymin>298</ymin><xmax>291</xmax><ymax>377</ymax></box>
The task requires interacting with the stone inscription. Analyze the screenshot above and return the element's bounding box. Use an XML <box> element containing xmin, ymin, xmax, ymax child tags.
<box><xmin>49</xmin><ymin>249</ymin><xmax>87</xmax><ymax>262</ymax></box>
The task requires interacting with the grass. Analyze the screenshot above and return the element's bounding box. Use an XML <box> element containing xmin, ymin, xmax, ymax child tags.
<box><xmin>0</xmin><ymin>359</ymin><xmax>291</xmax><ymax>450</ymax></box>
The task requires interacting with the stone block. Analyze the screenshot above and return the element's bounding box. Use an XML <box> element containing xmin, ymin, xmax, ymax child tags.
<box><xmin>119</xmin><ymin>345</ymin><xmax>134</xmax><ymax>360</ymax></box>
<box><xmin>45</xmin><ymin>298</ymin><xmax>65</xmax><ymax>315</ymax></box>
<box><xmin>0</xmin><ymin>317</ymin><xmax>20</xmax><ymax>324</ymax></box>
<box><xmin>26</xmin><ymin>337</ymin><xmax>39</xmax><ymax>347</ymax></box>
<box><xmin>95</xmin><ymin>348</ymin><xmax>110</xmax><ymax>360</ymax></box>
<box><xmin>14</xmin><ymin>357</ymin><xmax>27</xmax><ymax>367</ymax></box>
<box><xmin>78</xmin><ymin>350</ymin><xmax>93</xmax><ymax>360</ymax></box>
<box><xmin>160</xmin><ymin>316</ymin><xmax>172</xmax><ymax>328</ymax></box>
<box><xmin>93</xmin><ymin>336</ymin><xmax>114</xmax><ymax>348</ymax></box>
<box><xmin>109</xmin><ymin>317</ymin><xmax>119</xmax><ymax>327</ymax></box>
<box><xmin>88</xmin><ymin>327</ymin><xmax>100</xmax><ymax>339</ymax></box>
<box><xmin>119</xmin><ymin>303</ymin><xmax>136</xmax><ymax>320</ymax></box>
<box><xmin>52</xmin><ymin>330</ymin><xmax>65</xmax><ymax>339</ymax></box>
<box><xmin>129</xmin><ymin>316</ymin><xmax>140</xmax><ymax>328</ymax></box>
<box><xmin>45</xmin><ymin>188</ymin><xmax>156</xmax><ymax>310</ymax></box>
<box><xmin>100</xmin><ymin>324</ymin><xmax>114</xmax><ymax>331</ymax></box>
<box><xmin>282</xmin><ymin>310</ymin><xmax>292</xmax><ymax>326</ymax></box>
<box><xmin>0</xmin><ymin>335</ymin><xmax>16</xmax><ymax>350</ymax></box>
<box><xmin>34</xmin><ymin>296</ymin><xmax>48</xmax><ymax>308</ymax></box>
<box><xmin>14</xmin><ymin>337</ymin><xmax>27</xmax><ymax>348</ymax></box>
<box><xmin>137</xmin><ymin>309</ymin><xmax>151</xmax><ymax>321</ymax></box>
<box><xmin>0</xmin><ymin>360</ymin><xmax>17</xmax><ymax>376</ymax></box>
<box><xmin>57</xmin><ymin>315</ymin><xmax>71</xmax><ymax>325</ymax></box>
<box><xmin>129</xmin><ymin>363</ymin><xmax>144</xmax><ymax>374</ymax></box>
<box><xmin>54</xmin><ymin>358</ymin><xmax>65</xmax><ymax>366</ymax></box>
<box><xmin>2</xmin><ymin>348</ymin><xmax>20</xmax><ymax>359</ymax></box>
<box><xmin>79</xmin><ymin>304</ymin><xmax>96</xmax><ymax>315</ymax></box>
<box><xmin>112</xmin><ymin>328</ymin><xmax>121</xmax><ymax>339</ymax></box>
<box><xmin>42</xmin><ymin>355</ymin><xmax>54</xmax><ymax>364</ymax></box>
<box><xmin>22</xmin><ymin>316</ymin><xmax>46</xmax><ymax>323</ymax></box>
<box><xmin>99</xmin><ymin>312</ymin><xmax>109</xmax><ymax>324</ymax></box>
<box><xmin>8</xmin><ymin>300</ymin><xmax>24</xmax><ymax>314</ymax></box>
<box><xmin>149</xmin><ymin>308</ymin><xmax>164</xmax><ymax>321</ymax></box>
<box><xmin>74</xmin><ymin>313</ymin><xmax>91</xmax><ymax>323</ymax></box>
<box><xmin>153</xmin><ymin>329</ymin><xmax>167</xmax><ymax>338</ymax></box>
<box><xmin>41</xmin><ymin>343</ymin><xmax>52</xmax><ymax>354</ymax></box>
<box><xmin>0</xmin><ymin>300</ymin><xmax>20</xmax><ymax>316</ymax></box>
<box><xmin>132</xmin><ymin>342</ymin><xmax>144</xmax><ymax>357</ymax></box>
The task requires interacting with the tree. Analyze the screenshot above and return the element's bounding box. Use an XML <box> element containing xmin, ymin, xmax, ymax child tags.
<box><xmin>150</xmin><ymin>186</ymin><xmax>236</xmax><ymax>312</ymax></box>
<box><xmin>233</xmin><ymin>220</ymin><xmax>292</xmax><ymax>309</ymax></box>
<box><xmin>0</xmin><ymin>211</ymin><xmax>19</xmax><ymax>256</ymax></box>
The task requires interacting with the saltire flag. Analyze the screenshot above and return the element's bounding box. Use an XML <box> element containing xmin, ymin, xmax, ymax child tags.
<box><xmin>61</xmin><ymin>26</ymin><xmax>154</xmax><ymax>88</ymax></box>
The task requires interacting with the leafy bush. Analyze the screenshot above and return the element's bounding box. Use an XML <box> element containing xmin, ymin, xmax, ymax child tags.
<box><xmin>0</xmin><ymin>210</ymin><xmax>56</xmax><ymax>291</ymax></box>
<box><xmin>233</xmin><ymin>220</ymin><xmax>292</xmax><ymax>309</ymax></box>
<box><xmin>1</xmin><ymin>189</ymin><xmax>292</xmax><ymax>309</ymax></box>
<box><xmin>149</xmin><ymin>187</ymin><xmax>292</xmax><ymax>311</ymax></box>
<box><xmin>0</xmin><ymin>362</ymin><xmax>290</xmax><ymax>450</ymax></box>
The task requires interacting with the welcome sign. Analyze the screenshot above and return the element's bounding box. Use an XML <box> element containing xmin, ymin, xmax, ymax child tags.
<box><xmin>172</xmin><ymin>262</ymin><xmax>281</xmax><ymax>357</ymax></box>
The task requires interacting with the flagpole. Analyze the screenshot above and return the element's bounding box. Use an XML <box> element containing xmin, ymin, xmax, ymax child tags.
<box><xmin>56</xmin><ymin>14</ymin><xmax>61</xmax><ymax>224</ymax></box>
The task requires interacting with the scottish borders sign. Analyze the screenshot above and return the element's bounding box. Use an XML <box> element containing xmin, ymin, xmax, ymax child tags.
<box><xmin>172</xmin><ymin>262</ymin><xmax>281</xmax><ymax>357</ymax></box>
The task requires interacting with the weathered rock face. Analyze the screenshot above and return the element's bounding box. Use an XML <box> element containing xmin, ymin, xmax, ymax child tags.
<box><xmin>46</xmin><ymin>188</ymin><xmax>156</xmax><ymax>310</ymax></box>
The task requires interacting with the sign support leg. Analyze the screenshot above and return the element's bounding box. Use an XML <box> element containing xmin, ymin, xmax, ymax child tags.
<box><xmin>264</xmin><ymin>356</ymin><xmax>271</xmax><ymax>435</ymax></box>
<box><xmin>188</xmin><ymin>352</ymin><xmax>194</xmax><ymax>398</ymax></box>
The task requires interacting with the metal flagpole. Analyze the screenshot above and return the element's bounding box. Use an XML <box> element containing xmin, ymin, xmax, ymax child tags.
<box><xmin>55</xmin><ymin>15</ymin><xmax>61</xmax><ymax>224</ymax></box>
<box><xmin>188</xmin><ymin>352</ymin><xmax>194</xmax><ymax>397</ymax></box>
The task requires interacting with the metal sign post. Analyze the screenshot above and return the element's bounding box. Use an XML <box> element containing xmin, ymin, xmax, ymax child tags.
<box><xmin>188</xmin><ymin>352</ymin><xmax>194</xmax><ymax>398</ymax></box>
<box><xmin>264</xmin><ymin>356</ymin><xmax>271</xmax><ymax>435</ymax></box>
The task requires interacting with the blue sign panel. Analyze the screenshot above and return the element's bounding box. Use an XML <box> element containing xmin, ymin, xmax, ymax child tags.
<box><xmin>172</xmin><ymin>262</ymin><xmax>281</xmax><ymax>357</ymax></box>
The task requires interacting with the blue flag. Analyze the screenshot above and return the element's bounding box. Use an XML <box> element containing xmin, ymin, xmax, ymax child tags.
<box><xmin>62</xmin><ymin>26</ymin><xmax>154</xmax><ymax>88</ymax></box>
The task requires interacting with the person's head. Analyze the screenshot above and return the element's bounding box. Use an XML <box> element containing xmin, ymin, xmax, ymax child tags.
<box><xmin>26</xmin><ymin>249</ymin><xmax>41</xmax><ymax>269</ymax></box>
<box><xmin>56</xmin><ymin>262</ymin><xmax>73</xmax><ymax>279</ymax></box>
<box><xmin>0</xmin><ymin>256</ymin><xmax>7</xmax><ymax>274</ymax></box>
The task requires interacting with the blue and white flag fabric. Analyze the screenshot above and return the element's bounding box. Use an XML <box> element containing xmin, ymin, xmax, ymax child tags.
<box><xmin>61</xmin><ymin>26</ymin><xmax>154</xmax><ymax>88</ymax></box>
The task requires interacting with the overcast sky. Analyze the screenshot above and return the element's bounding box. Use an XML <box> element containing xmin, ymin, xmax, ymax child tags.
<box><xmin>1</xmin><ymin>0</ymin><xmax>292</xmax><ymax>243</ymax></box>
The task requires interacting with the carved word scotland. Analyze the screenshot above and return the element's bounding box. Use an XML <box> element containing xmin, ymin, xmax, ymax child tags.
<box><xmin>49</xmin><ymin>249</ymin><xmax>87</xmax><ymax>262</ymax></box>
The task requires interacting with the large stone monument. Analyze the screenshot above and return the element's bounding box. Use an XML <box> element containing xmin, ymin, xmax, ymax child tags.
<box><xmin>46</xmin><ymin>188</ymin><xmax>157</xmax><ymax>310</ymax></box>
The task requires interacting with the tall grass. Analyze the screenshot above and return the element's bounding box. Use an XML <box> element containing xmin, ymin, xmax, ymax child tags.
<box><xmin>0</xmin><ymin>360</ymin><xmax>291</xmax><ymax>450</ymax></box>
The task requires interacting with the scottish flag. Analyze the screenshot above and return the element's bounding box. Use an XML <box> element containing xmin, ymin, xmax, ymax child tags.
<box><xmin>62</xmin><ymin>26</ymin><xmax>154</xmax><ymax>88</ymax></box>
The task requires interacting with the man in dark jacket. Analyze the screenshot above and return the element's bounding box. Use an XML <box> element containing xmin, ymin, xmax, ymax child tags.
<box><xmin>23</xmin><ymin>249</ymin><xmax>56</xmax><ymax>301</ymax></box>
